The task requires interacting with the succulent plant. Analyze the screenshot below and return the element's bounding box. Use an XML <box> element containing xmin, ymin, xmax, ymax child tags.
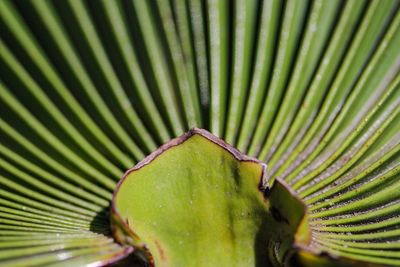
<box><xmin>0</xmin><ymin>0</ymin><xmax>399</xmax><ymax>266</ymax></box>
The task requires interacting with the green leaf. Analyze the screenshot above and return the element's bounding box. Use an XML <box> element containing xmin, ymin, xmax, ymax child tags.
<box><xmin>112</xmin><ymin>128</ymin><xmax>309</xmax><ymax>266</ymax></box>
<box><xmin>0</xmin><ymin>0</ymin><xmax>399</xmax><ymax>266</ymax></box>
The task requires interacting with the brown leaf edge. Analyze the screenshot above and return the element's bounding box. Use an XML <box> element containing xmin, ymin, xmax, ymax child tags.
<box><xmin>92</xmin><ymin>247</ymin><xmax>134</xmax><ymax>267</ymax></box>
<box><xmin>110</xmin><ymin>128</ymin><xmax>268</xmax><ymax>265</ymax></box>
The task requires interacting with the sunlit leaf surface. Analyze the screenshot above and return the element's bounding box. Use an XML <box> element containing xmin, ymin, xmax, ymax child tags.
<box><xmin>112</xmin><ymin>129</ymin><xmax>308</xmax><ymax>266</ymax></box>
<box><xmin>0</xmin><ymin>0</ymin><xmax>399</xmax><ymax>266</ymax></box>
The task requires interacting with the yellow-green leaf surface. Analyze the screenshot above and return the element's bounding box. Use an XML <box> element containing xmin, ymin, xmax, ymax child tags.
<box><xmin>112</xmin><ymin>128</ymin><xmax>308</xmax><ymax>266</ymax></box>
<box><xmin>0</xmin><ymin>0</ymin><xmax>399</xmax><ymax>266</ymax></box>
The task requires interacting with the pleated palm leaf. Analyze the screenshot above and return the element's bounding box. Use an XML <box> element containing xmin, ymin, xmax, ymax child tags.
<box><xmin>0</xmin><ymin>0</ymin><xmax>399</xmax><ymax>266</ymax></box>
